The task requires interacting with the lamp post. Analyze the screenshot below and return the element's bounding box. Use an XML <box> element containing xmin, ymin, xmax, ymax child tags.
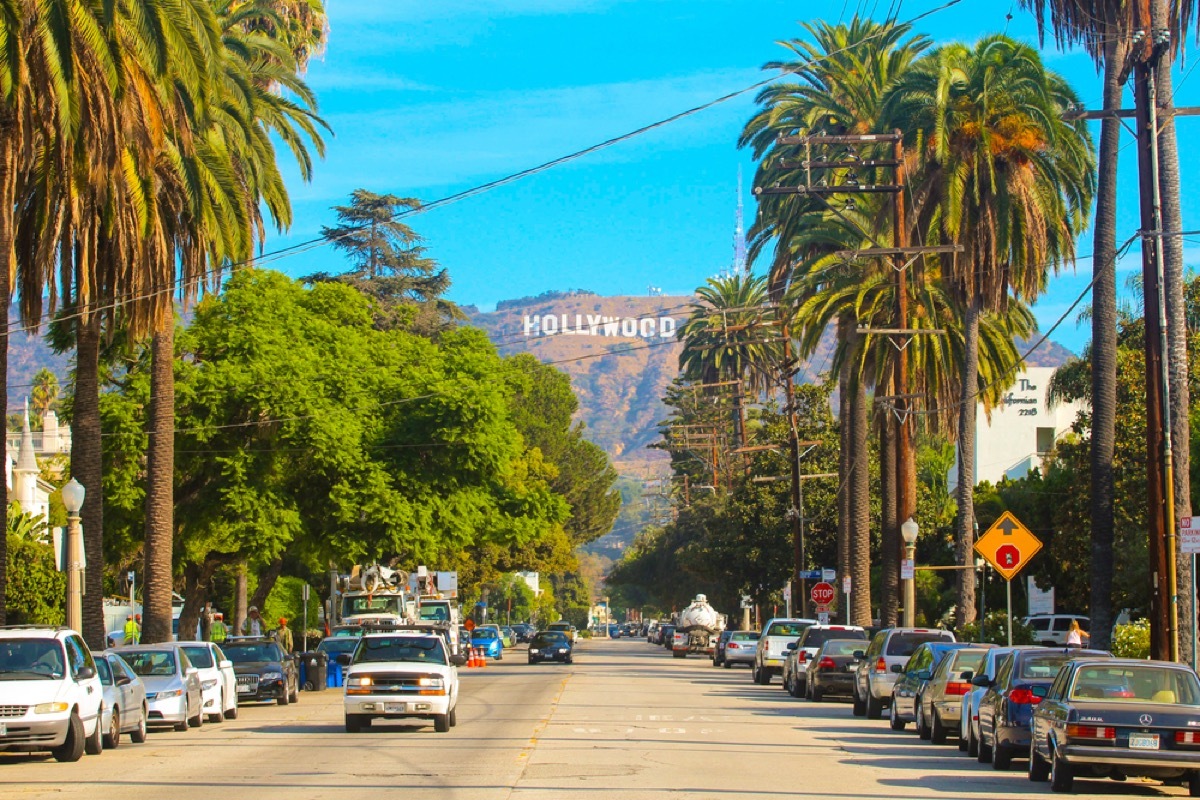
<box><xmin>975</xmin><ymin>556</ymin><xmax>987</xmax><ymax>643</ymax></box>
<box><xmin>901</xmin><ymin>517</ymin><xmax>919</xmax><ymax>627</ymax></box>
<box><xmin>61</xmin><ymin>479</ymin><xmax>86</xmax><ymax>632</ymax></box>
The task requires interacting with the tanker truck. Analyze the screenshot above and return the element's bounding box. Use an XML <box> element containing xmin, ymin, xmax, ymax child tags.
<box><xmin>670</xmin><ymin>594</ymin><xmax>727</xmax><ymax>658</ymax></box>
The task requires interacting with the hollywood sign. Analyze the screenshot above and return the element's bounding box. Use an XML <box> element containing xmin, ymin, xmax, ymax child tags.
<box><xmin>523</xmin><ymin>314</ymin><xmax>678</xmax><ymax>339</ymax></box>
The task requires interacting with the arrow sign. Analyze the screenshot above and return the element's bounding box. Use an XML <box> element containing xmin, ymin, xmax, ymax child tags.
<box><xmin>974</xmin><ymin>510</ymin><xmax>1042</xmax><ymax>581</ymax></box>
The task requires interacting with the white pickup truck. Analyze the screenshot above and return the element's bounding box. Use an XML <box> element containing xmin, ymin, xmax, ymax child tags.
<box><xmin>752</xmin><ymin>617</ymin><xmax>817</xmax><ymax>685</ymax></box>
<box><xmin>343</xmin><ymin>631</ymin><xmax>466</xmax><ymax>733</ymax></box>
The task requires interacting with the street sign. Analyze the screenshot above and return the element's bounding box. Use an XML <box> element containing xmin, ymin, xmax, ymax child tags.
<box><xmin>900</xmin><ymin>559</ymin><xmax>914</xmax><ymax>580</ymax></box>
<box><xmin>822</xmin><ymin>568</ymin><xmax>837</xmax><ymax>582</ymax></box>
<box><xmin>798</xmin><ymin>569</ymin><xmax>822</xmax><ymax>580</ymax></box>
<box><xmin>817</xmin><ymin>612</ymin><xmax>830</xmax><ymax>625</ymax></box>
<box><xmin>740</xmin><ymin>595</ymin><xmax>752</xmax><ymax>610</ymax></box>
<box><xmin>842</xmin><ymin>576</ymin><xmax>851</xmax><ymax>594</ymax></box>
<box><xmin>975</xmin><ymin>510</ymin><xmax>1043</xmax><ymax>581</ymax></box>
<box><xmin>782</xmin><ymin>585</ymin><xmax>791</xmax><ymax>601</ymax></box>
<box><xmin>464</xmin><ymin>618</ymin><xmax>476</xmax><ymax>631</ymax></box>
<box><xmin>810</xmin><ymin>582</ymin><xmax>835</xmax><ymax>606</ymax></box>
<box><xmin>1182</xmin><ymin>516</ymin><xmax>1200</xmax><ymax>555</ymax></box>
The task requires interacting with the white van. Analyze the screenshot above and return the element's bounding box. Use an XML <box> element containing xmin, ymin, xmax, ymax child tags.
<box><xmin>1022</xmin><ymin>614</ymin><xmax>1089</xmax><ymax>646</ymax></box>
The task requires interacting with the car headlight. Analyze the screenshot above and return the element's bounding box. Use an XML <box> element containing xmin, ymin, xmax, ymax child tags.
<box><xmin>417</xmin><ymin>677</ymin><xmax>444</xmax><ymax>689</ymax></box>
<box><xmin>201</xmin><ymin>679</ymin><xmax>218</xmax><ymax>690</ymax></box>
<box><xmin>261</xmin><ymin>671</ymin><xmax>283</xmax><ymax>681</ymax></box>
<box><xmin>529</xmin><ymin>648</ymin><xmax>540</xmax><ymax>654</ymax></box>
<box><xmin>154</xmin><ymin>689</ymin><xmax>183</xmax><ymax>699</ymax></box>
<box><xmin>558</xmin><ymin>649</ymin><xmax>568</xmax><ymax>654</ymax></box>
<box><xmin>33</xmin><ymin>702</ymin><xmax>69</xmax><ymax>714</ymax></box>
<box><xmin>346</xmin><ymin>676</ymin><xmax>372</xmax><ymax>688</ymax></box>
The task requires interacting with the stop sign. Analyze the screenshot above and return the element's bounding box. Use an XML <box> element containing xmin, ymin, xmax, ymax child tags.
<box><xmin>810</xmin><ymin>582</ymin><xmax>835</xmax><ymax>606</ymax></box>
<box><xmin>996</xmin><ymin>543</ymin><xmax>1021</xmax><ymax>569</ymax></box>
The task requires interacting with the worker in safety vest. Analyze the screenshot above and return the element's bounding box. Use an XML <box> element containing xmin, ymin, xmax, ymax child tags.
<box><xmin>210</xmin><ymin>613</ymin><xmax>228</xmax><ymax>643</ymax></box>
<box><xmin>123</xmin><ymin>615</ymin><xmax>141</xmax><ymax>645</ymax></box>
<box><xmin>275</xmin><ymin>617</ymin><xmax>293</xmax><ymax>653</ymax></box>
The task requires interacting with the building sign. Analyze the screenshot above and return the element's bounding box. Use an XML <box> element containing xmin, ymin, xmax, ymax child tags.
<box><xmin>523</xmin><ymin>314</ymin><xmax>677</xmax><ymax>339</ymax></box>
<box><xmin>1002</xmin><ymin>378</ymin><xmax>1041</xmax><ymax>417</ymax></box>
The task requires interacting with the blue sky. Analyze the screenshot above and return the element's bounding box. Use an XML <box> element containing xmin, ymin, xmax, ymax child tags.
<box><xmin>268</xmin><ymin>0</ymin><xmax>1200</xmax><ymax>354</ymax></box>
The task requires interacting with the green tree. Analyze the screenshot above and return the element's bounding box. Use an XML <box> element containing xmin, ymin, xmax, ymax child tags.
<box><xmin>6</xmin><ymin>503</ymin><xmax>64</xmax><ymax>625</ymax></box>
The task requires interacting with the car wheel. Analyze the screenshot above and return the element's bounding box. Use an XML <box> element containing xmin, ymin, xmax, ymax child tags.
<box><xmin>958</xmin><ymin>733</ymin><xmax>968</xmax><ymax>752</ymax></box>
<box><xmin>434</xmin><ymin>713</ymin><xmax>450</xmax><ymax>733</ymax></box>
<box><xmin>130</xmin><ymin>705</ymin><xmax>148</xmax><ymax>744</ymax></box>
<box><xmin>977</xmin><ymin>727</ymin><xmax>994</xmax><ymax>763</ymax></box>
<box><xmin>723</xmin><ymin>660</ymin><xmax>732</xmax><ymax>669</ymax></box>
<box><xmin>289</xmin><ymin>682</ymin><xmax>299</xmax><ymax>704</ymax></box>
<box><xmin>188</xmin><ymin>699</ymin><xmax>203</xmax><ymax>729</ymax></box>
<box><xmin>1029</xmin><ymin>739</ymin><xmax>1050</xmax><ymax>782</ymax></box>
<box><xmin>916</xmin><ymin>703</ymin><xmax>931</xmax><ymax>740</ymax></box>
<box><xmin>1049</xmin><ymin>743</ymin><xmax>1073</xmax><ymax>792</ymax></box>
<box><xmin>496</xmin><ymin>652</ymin><xmax>503</xmax><ymax>661</ymax></box>
<box><xmin>761</xmin><ymin>668</ymin><xmax>772</xmax><ymax>685</ymax></box>
<box><xmin>811</xmin><ymin>684</ymin><xmax>824</xmax><ymax>702</ymax></box>
<box><xmin>528</xmin><ymin>657</ymin><xmax>536</xmax><ymax>665</ymax></box>
<box><xmin>174</xmin><ymin>719</ymin><xmax>188</xmax><ymax>732</ymax></box>
<box><xmin>84</xmin><ymin>712</ymin><xmax>104</xmax><ymax>755</ymax></box>
<box><xmin>104</xmin><ymin>707</ymin><xmax>121</xmax><ymax>749</ymax></box>
<box><xmin>345</xmin><ymin>714</ymin><xmax>365</xmax><ymax>733</ymax></box>
<box><xmin>852</xmin><ymin>688</ymin><xmax>866</xmax><ymax>717</ymax></box>
<box><xmin>224</xmin><ymin>701</ymin><xmax>238</xmax><ymax>721</ymax></box>
<box><xmin>52</xmin><ymin>713</ymin><xmax>86</xmax><ymax>763</ymax></box>
<box><xmin>889</xmin><ymin>699</ymin><xmax>907</xmax><ymax>731</ymax></box>
<box><xmin>209</xmin><ymin>692</ymin><xmax>225</xmax><ymax>723</ymax></box>
<box><xmin>449</xmin><ymin>707</ymin><xmax>457</xmax><ymax>728</ymax></box>
<box><xmin>993</xmin><ymin>743</ymin><xmax>1013</xmax><ymax>770</ymax></box>
<box><xmin>930</xmin><ymin>710</ymin><xmax>947</xmax><ymax>744</ymax></box>
<box><xmin>866</xmin><ymin>690</ymin><xmax>883</xmax><ymax>720</ymax></box>
<box><xmin>1187</xmin><ymin>770</ymin><xmax>1200</xmax><ymax>797</ymax></box>
<box><xmin>967</xmin><ymin>722</ymin><xmax>978</xmax><ymax>757</ymax></box>
<box><xmin>672</xmin><ymin>650</ymin><xmax>686</xmax><ymax>659</ymax></box>
<box><xmin>278</xmin><ymin>689</ymin><xmax>290</xmax><ymax>706</ymax></box>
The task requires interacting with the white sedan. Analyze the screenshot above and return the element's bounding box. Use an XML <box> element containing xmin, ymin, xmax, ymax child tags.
<box><xmin>178</xmin><ymin>642</ymin><xmax>238</xmax><ymax>722</ymax></box>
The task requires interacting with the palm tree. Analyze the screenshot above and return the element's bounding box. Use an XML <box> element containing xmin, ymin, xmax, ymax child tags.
<box><xmin>885</xmin><ymin>35</ymin><xmax>1096</xmax><ymax>626</ymax></box>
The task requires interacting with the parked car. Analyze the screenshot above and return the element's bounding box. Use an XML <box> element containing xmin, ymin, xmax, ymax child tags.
<box><xmin>513</xmin><ymin>623</ymin><xmax>537</xmax><ymax>643</ymax></box>
<box><xmin>918</xmin><ymin>646</ymin><xmax>992</xmax><ymax>743</ymax></box>
<box><xmin>94</xmin><ymin>651</ymin><xmax>148</xmax><ymax>748</ymax></box>
<box><xmin>221</xmin><ymin>637</ymin><xmax>300</xmax><ymax>706</ymax></box>
<box><xmin>1029</xmin><ymin>658</ymin><xmax>1200</xmax><ymax>793</ymax></box>
<box><xmin>0</xmin><ymin>626</ymin><xmax>105</xmax><ymax>761</ymax></box>
<box><xmin>178</xmin><ymin>641</ymin><xmax>238</xmax><ymax>722</ymax></box>
<box><xmin>343</xmin><ymin>631</ymin><xmax>465</xmax><ymax>733</ymax></box>
<box><xmin>712</xmin><ymin>630</ymin><xmax>734</xmax><ymax>667</ymax></box>
<box><xmin>528</xmin><ymin>631</ymin><xmax>573</xmax><ymax>664</ymax></box>
<box><xmin>722</xmin><ymin>631</ymin><xmax>760</xmax><ymax>669</ymax></box>
<box><xmin>853</xmin><ymin>627</ymin><xmax>956</xmax><ymax>719</ymax></box>
<box><xmin>753</xmin><ymin>618</ymin><xmax>817</xmax><ymax>685</ymax></box>
<box><xmin>113</xmin><ymin>644</ymin><xmax>204</xmax><ymax>732</ymax></box>
<box><xmin>658</xmin><ymin>624</ymin><xmax>676</xmax><ymax>650</ymax></box>
<box><xmin>470</xmin><ymin>627</ymin><xmax>504</xmax><ymax>660</ymax></box>
<box><xmin>1023</xmin><ymin>614</ymin><xmax>1090</xmax><ymax>647</ymax></box>
<box><xmin>977</xmin><ymin>647</ymin><xmax>1111</xmax><ymax>770</ymax></box>
<box><xmin>803</xmin><ymin>639</ymin><xmax>866</xmax><ymax>701</ymax></box>
<box><xmin>787</xmin><ymin>625</ymin><xmax>868</xmax><ymax>696</ymax></box>
<box><xmin>961</xmin><ymin>646</ymin><xmax>1039</xmax><ymax>756</ymax></box>
<box><xmin>547</xmin><ymin>621</ymin><xmax>578</xmax><ymax>644</ymax></box>
<box><xmin>646</xmin><ymin>621</ymin><xmax>661</xmax><ymax>643</ymax></box>
<box><xmin>317</xmin><ymin>635</ymin><xmax>361</xmax><ymax>665</ymax></box>
<box><xmin>499</xmin><ymin>627</ymin><xmax>517</xmax><ymax>648</ymax></box>
<box><xmin>889</xmin><ymin>641</ymin><xmax>974</xmax><ymax>732</ymax></box>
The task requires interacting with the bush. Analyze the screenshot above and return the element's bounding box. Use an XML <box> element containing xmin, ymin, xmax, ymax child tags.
<box><xmin>6</xmin><ymin>505</ymin><xmax>65</xmax><ymax>625</ymax></box>
<box><xmin>956</xmin><ymin>611</ymin><xmax>1034</xmax><ymax>646</ymax></box>
<box><xmin>1111</xmin><ymin>619</ymin><xmax>1150</xmax><ymax>659</ymax></box>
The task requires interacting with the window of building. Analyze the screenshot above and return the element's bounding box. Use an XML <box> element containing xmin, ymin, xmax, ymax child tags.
<box><xmin>1036</xmin><ymin>427</ymin><xmax>1056</xmax><ymax>455</ymax></box>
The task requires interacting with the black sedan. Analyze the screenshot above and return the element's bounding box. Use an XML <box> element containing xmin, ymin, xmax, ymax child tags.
<box><xmin>804</xmin><ymin>639</ymin><xmax>864</xmax><ymax>701</ymax></box>
<box><xmin>221</xmin><ymin>637</ymin><xmax>299</xmax><ymax>705</ymax></box>
<box><xmin>527</xmin><ymin>631</ymin><xmax>573</xmax><ymax>665</ymax></box>
<box><xmin>1030</xmin><ymin>658</ymin><xmax>1200</xmax><ymax>794</ymax></box>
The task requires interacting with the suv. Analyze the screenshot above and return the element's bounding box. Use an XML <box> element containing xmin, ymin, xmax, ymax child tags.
<box><xmin>753</xmin><ymin>618</ymin><xmax>817</xmax><ymax>685</ymax></box>
<box><xmin>343</xmin><ymin>631</ymin><xmax>466</xmax><ymax>732</ymax></box>
<box><xmin>1022</xmin><ymin>614</ymin><xmax>1089</xmax><ymax>647</ymax></box>
<box><xmin>221</xmin><ymin>637</ymin><xmax>299</xmax><ymax>705</ymax></box>
<box><xmin>0</xmin><ymin>626</ymin><xmax>104</xmax><ymax>762</ymax></box>
<box><xmin>852</xmin><ymin>627</ymin><xmax>956</xmax><ymax>719</ymax></box>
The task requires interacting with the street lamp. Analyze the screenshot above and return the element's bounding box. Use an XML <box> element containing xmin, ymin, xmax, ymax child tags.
<box><xmin>61</xmin><ymin>478</ymin><xmax>86</xmax><ymax>633</ymax></box>
<box><xmin>901</xmin><ymin>517</ymin><xmax>919</xmax><ymax>627</ymax></box>
<box><xmin>975</xmin><ymin>556</ymin><xmax>987</xmax><ymax>643</ymax></box>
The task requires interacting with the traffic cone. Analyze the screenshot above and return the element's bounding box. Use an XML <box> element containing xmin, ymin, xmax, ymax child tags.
<box><xmin>467</xmin><ymin>648</ymin><xmax>478</xmax><ymax>668</ymax></box>
<box><xmin>477</xmin><ymin>646</ymin><xmax>487</xmax><ymax>668</ymax></box>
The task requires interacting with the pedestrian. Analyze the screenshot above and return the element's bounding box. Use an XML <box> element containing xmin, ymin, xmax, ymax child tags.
<box><xmin>123</xmin><ymin>614</ymin><xmax>141</xmax><ymax>645</ymax></box>
<box><xmin>1066</xmin><ymin>619</ymin><xmax>1083</xmax><ymax>647</ymax></box>
<box><xmin>276</xmin><ymin>617</ymin><xmax>294</xmax><ymax>653</ymax></box>
<box><xmin>242</xmin><ymin>605</ymin><xmax>265</xmax><ymax>636</ymax></box>
<box><xmin>210</xmin><ymin>613</ymin><xmax>228</xmax><ymax>643</ymax></box>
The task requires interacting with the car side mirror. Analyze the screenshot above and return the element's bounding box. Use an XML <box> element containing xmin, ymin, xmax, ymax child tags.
<box><xmin>972</xmin><ymin>674</ymin><xmax>993</xmax><ymax>687</ymax></box>
<box><xmin>959</xmin><ymin>670</ymin><xmax>974</xmax><ymax>681</ymax></box>
<box><xmin>336</xmin><ymin>653</ymin><xmax>352</xmax><ymax>666</ymax></box>
<box><xmin>116</xmin><ymin>674</ymin><xmax>132</xmax><ymax>686</ymax></box>
<box><xmin>77</xmin><ymin>666</ymin><xmax>96</xmax><ymax>680</ymax></box>
<box><xmin>916</xmin><ymin>669</ymin><xmax>933</xmax><ymax>682</ymax></box>
<box><xmin>853</xmin><ymin>650</ymin><xmax>865</xmax><ymax>661</ymax></box>
<box><xmin>890</xmin><ymin>664</ymin><xmax>903</xmax><ymax>674</ymax></box>
<box><xmin>451</xmin><ymin>654</ymin><xmax>467</xmax><ymax>667</ymax></box>
<box><xmin>786</xmin><ymin>642</ymin><xmax>798</xmax><ymax>650</ymax></box>
<box><xmin>1032</xmin><ymin>685</ymin><xmax>1049</xmax><ymax>699</ymax></box>
<box><xmin>219</xmin><ymin>660</ymin><xmax>232</xmax><ymax>669</ymax></box>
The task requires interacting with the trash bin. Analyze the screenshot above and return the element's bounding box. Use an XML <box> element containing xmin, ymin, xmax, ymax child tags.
<box><xmin>302</xmin><ymin>651</ymin><xmax>327</xmax><ymax>692</ymax></box>
<box><xmin>326</xmin><ymin>658</ymin><xmax>343</xmax><ymax>689</ymax></box>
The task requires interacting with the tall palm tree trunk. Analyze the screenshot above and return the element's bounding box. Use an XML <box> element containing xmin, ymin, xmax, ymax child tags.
<box><xmin>1088</xmin><ymin>47</ymin><xmax>1123</xmax><ymax>653</ymax></box>
<box><xmin>837</xmin><ymin>324</ymin><xmax>853</xmax><ymax>610</ymax></box>
<box><xmin>1155</xmin><ymin>52</ymin><xmax>1193</xmax><ymax>664</ymax></box>
<box><xmin>72</xmin><ymin>315</ymin><xmax>106</xmax><ymax>649</ymax></box>
<box><xmin>880</xmin><ymin>381</ymin><xmax>899</xmax><ymax>627</ymax></box>
<box><xmin>142</xmin><ymin>321</ymin><xmax>176</xmax><ymax>643</ymax></box>
<box><xmin>850</xmin><ymin>374</ymin><xmax>872</xmax><ymax>626</ymax></box>
<box><xmin>954</xmin><ymin>297</ymin><xmax>982</xmax><ymax>628</ymax></box>
<box><xmin>0</xmin><ymin>127</ymin><xmax>11</xmax><ymax>626</ymax></box>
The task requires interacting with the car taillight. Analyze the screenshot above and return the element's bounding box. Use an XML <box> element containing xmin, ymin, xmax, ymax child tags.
<box><xmin>797</xmin><ymin>651</ymin><xmax>807</xmax><ymax>663</ymax></box>
<box><xmin>875</xmin><ymin>657</ymin><xmax>887</xmax><ymax>673</ymax></box>
<box><xmin>1176</xmin><ymin>731</ymin><xmax>1200</xmax><ymax>746</ymax></box>
<box><xmin>818</xmin><ymin>657</ymin><xmax>836</xmax><ymax>669</ymax></box>
<box><xmin>1066</xmin><ymin>724</ymin><xmax>1115</xmax><ymax>740</ymax></box>
<box><xmin>945</xmin><ymin>681</ymin><xmax>971</xmax><ymax>696</ymax></box>
<box><xmin>727</xmin><ymin>643</ymin><xmax>738</xmax><ymax>649</ymax></box>
<box><xmin>1008</xmin><ymin>688</ymin><xmax>1041</xmax><ymax>705</ymax></box>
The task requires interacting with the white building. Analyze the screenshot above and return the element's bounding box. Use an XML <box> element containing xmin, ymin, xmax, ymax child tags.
<box><xmin>5</xmin><ymin>408</ymin><xmax>71</xmax><ymax>458</ymax></box>
<box><xmin>5</xmin><ymin>401</ymin><xmax>57</xmax><ymax>525</ymax></box>
<box><xmin>516</xmin><ymin>571</ymin><xmax>541</xmax><ymax>597</ymax></box>
<box><xmin>949</xmin><ymin>366</ymin><xmax>1086</xmax><ymax>488</ymax></box>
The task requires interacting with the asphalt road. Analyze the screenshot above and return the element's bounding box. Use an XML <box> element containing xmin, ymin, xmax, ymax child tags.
<box><xmin>1</xmin><ymin>638</ymin><xmax>1193</xmax><ymax>799</ymax></box>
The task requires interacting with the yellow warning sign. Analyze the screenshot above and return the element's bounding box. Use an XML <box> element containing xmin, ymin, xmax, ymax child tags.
<box><xmin>974</xmin><ymin>510</ymin><xmax>1043</xmax><ymax>581</ymax></box>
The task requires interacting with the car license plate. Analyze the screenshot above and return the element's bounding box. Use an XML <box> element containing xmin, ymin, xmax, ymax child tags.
<box><xmin>1129</xmin><ymin>734</ymin><xmax>1160</xmax><ymax>750</ymax></box>
<box><xmin>385</xmin><ymin>703</ymin><xmax>406</xmax><ymax>713</ymax></box>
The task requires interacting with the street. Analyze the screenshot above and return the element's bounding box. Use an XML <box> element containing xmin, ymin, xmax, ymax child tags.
<box><xmin>1</xmin><ymin>638</ymin><xmax>1193</xmax><ymax>799</ymax></box>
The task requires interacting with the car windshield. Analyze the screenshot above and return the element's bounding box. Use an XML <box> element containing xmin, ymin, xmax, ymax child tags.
<box><xmin>1019</xmin><ymin>652</ymin><xmax>1073</xmax><ymax>680</ymax></box>
<box><xmin>1070</xmin><ymin>665</ymin><xmax>1200</xmax><ymax>704</ymax></box>
<box><xmin>418</xmin><ymin>604</ymin><xmax>450</xmax><ymax>621</ymax></box>
<box><xmin>548</xmin><ymin>623</ymin><xmax>570</xmax><ymax>631</ymax></box>
<box><xmin>95</xmin><ymin>658</ymin><xmax>113</xmax><ymax>685</ymax></box>
<box><xmin>822</xmin><ymin>640</ymin><xmax>864</xmax><ymax>657</ymax></box>
<box><xmin>342</xmin><ymin>595</ymin><xmax>402</xmax><ymax>615</ymax></box>
<box><xmin>886</xmin><ymin>632</ymin><xmax>952</xmax><ymax>657</ymax></box>
<box><xmin>0</xmin><ymin>638</ymin><xmax>65</xmax><ymax>679</ymax></box>
<box><xmin>767</xmin><ymin>622</ymin><xmax>810</xmax><ymax>637</ymax></box>
<box><xmin>532</xmin><ymin>633</ymin><xmax>568</xmax><ymax>647</ymax></box>
<box><xmin>355</xmin><ymin>636</ymin><xmax>446</xmax><ymax>665</ymax></box>
<box><xmin>318</xmin><ymin>638</ymin><xmax>359</xmax><ymax>656</ymax></box>
<box><xmin>222</xmin><ymin>643</ymin><xmax>281</xmax><ymax>664</ymax></box>
<box><xmin>122</xmin><ymin>650</ymin><xmax>177</xmax><ymax>677</ymax></box>
<box><xmin>473</xmin><ymin>629</ymin><xmax>498</xmax><ymax>640</ymax></box>
<box><xmin>804</xmin><ymin>628</ymin><xmax>866</xmax><ymax>647</ymax></box>
<box><xmin>731</xmin><ymin>632</ymin><xmax>760</xmax><ymax>642</ymax></box>
<box><xmin>180</xmin><ymin>646</ymin><xmax>214</xmax><ymax>669</ymax></box>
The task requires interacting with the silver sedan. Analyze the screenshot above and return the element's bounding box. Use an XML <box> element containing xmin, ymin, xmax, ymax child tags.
<box><xmin>95</xmin><ymin>651</ymin><xmax>148</xmax><ymax>748</ymax></box>
<box><xmin>112</xmin><ymin>645</ymin><xmax>203</xmax><ymax>732</ymax></box>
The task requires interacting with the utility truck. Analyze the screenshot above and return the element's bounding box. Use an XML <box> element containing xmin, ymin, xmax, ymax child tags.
<box><xmin>670</xmin><ymin>594</ymin><xmax>726</xmax><ymax>658</ymax></box>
